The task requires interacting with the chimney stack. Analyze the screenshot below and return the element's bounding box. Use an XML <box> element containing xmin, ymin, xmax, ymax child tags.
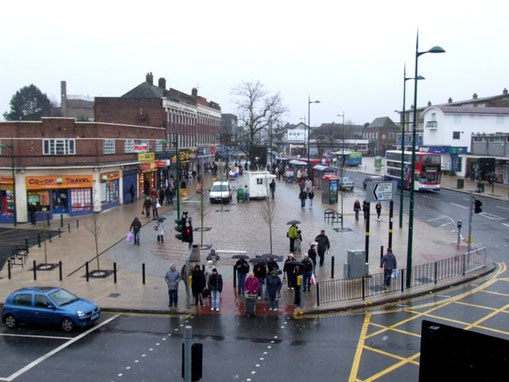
<box><xmin>158</xmin><ymin>77</ymin><xmax>166</xmax><ymax>89</ymax></box>
<box><xmin>146</xmin><ymin>72</ymin><xmax>153</xmax><ymax>85</ymax></box>
<box><xmin>503</xmin><ymin>88</ymin><xmax>508</xmax><ymax>95</ymax></box>
<box><xmin>448</xmin><ymin>97</ymin><xmax>453</xmax><ymax>103</ymax></box>
<box><xmin>427</xmin><ymin>101</ymin><xmax>432</xmax><ymax>106</ymax></box>
<box><xmin>473</xmin><ymin>93</ymin><xmax>478</xmax><ymax>99</ymax></box>
<box><xmin>192</xmin><ymin>88</ymin><xmax>198</xmax><ymax>97</ymax></box>
<box><xmin>61</xmin><ymin>81</ymin><xmax>67</xmax><ymax>117</ymax></box>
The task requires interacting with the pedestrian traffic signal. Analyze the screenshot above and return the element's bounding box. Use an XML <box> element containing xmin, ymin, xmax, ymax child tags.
<box><xmin>474</xmin><ymin>199</ymin><xmax>483</xmax><ymax>214</ymax></box>
<box><xmin>184</xmin><ymin>222</ymin><xmax>193</xmax><ymax>244</ymax></box>
<box><xmin>175</xmin><ymin>217</ymin><xmax>186</xmax><ymax>241</ymax></box>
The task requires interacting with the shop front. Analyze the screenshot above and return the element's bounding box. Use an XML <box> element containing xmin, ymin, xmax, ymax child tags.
<box><xmin>139</xmin><ymin>162</ymin><xmax>158</xmax><ymax>196</ymax></box>
<box><xmin>0</xmin><ymin>175</ymin><xmax>14</xmax><ymax>223</ymax></box>
<box><xmin>26</xmin><ymin>175</ymin><xmax>94</xmax><ymax>218</ymax></box>
<box><xmin>100</xmin><ymin>171</ymin><xmax>120</xmax><ymax>210</ymax></box>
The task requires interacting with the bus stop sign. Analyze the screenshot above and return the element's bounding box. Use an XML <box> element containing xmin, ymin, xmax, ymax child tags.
<box><xmin>366</xmin><ymin>181</ymin><xmax>397</xmax><ymax>202</ymax></box>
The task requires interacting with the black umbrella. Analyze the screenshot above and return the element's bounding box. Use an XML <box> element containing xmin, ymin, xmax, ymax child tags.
<box><xmin>232</xmin><ymin>254</ymin><xmax>250</xmax><ymax>260</ymax></box>
<box><xmin>260</xmin><ymin>254</ymin><xmax>283</xmax><ymax>262</ymax></box>
<box><xmin>249</xmin><ymin>257</ymin><xmax>267</xmax><ymax>264</ymax></box>
<box><xmin>284</xmin><ymin>259</ymin><xmax>303</xmax><ymax>266</ymax></box>
<box><xmin>286</xmin><ymin>220</ymin><xmax>301</xmax><ymax>225</ymax></box>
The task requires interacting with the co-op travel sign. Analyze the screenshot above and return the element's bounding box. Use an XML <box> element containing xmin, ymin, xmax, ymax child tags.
<box><xmin>26</xmin><ymin>175</ymin><xmax>94</xmax><ymax>190</ymax></box>
<box><xmin>366</xmin><ymin>181</ymin><xmax>397</xmax><ymax>202</ymax></box>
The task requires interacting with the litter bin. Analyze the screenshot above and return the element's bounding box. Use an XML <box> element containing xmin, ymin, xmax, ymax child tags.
<box><xmin>477</xmin><ymin>182</ymin><xmax>484</xmax><ymax>193</ymax></box>
<box><xmin>456</xmin><ymin>178</ymin><xmax>464</xmax><ymax>189</ymax></box>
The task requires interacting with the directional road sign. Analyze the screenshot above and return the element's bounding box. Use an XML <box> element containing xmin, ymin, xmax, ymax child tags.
<box><xmin>366</xmin><ymin>181</ymin><xmax>397</xmax><ymax>202</ymax></box>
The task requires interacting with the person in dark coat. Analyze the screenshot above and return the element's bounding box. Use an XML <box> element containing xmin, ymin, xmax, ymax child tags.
<box><xmin>129</xmin><ymin>217</ymin><xmax>142</xmax><ymax>245</ymax></box>
<box><xmin>208</xmin><ymin>268</ymin><xmax>223</xmax><ymax>311</ymax></box>
<box><xmin>269</xmin><ymin>179</ymin><xmax>276</xmax><ymax>199</ymax></box>
<box><xmin>299</xmin><ymin>189</ymin><xmax>307</xmax><ymax>209</ymax></box>
<box><xmin>362</xmin><ymin>200</ymin><xmax>369</xmax><ymax>220</ymax></box>
<box><xmin>191</xmin><ymin>265</ymin><xmax>206</xmax><ymax>306</ymax></box>
<box><xmin>253</xmin><ymin>261</ymin><xmax>267</xmax><ymax>299</ymax></box>
<box><xmin>375</xmin><ymin>201</ymin><xmax>382</xmax><ymax>221</ymax></box>
<box><xmin>158</xmin><ymin>188</ymin><xmax>165</xmax><ymax>206</ymax></box>
<box><xmin>283</xmin><ymin>254</ymin><xmax>296</xmax><ymax>289</ymax></box>
<box><xmin>234</xmin><ymin>258</ymin><xmax>250</xmax><ymax>295</ymax></box>
<box><xmin>293</xmin><ymin>265</ymin><xmax>302</xmax><ymax>306</ymax></box>
<box><xmin>28</xmin><ymin>203</ymin><xmax>37</xmax><ymax>225</ymax></box>
<box><xmin>164</xmin><ymin>186</ymin><xmax>173</xmax><ymax>206</ymax></box>
<box><xmin>381</xmin><ymin>247</ymin><xmax>398</xmax><ymax>287</ymax></box>
<box><xmin>265</xmin><ymin>258</ymin><xmax>280</xmax><ymax>299</ymax></box>
<box><xmin>129</xmin><ymin>184</ymin><xmax>136</xmax><ymax>203</ymax></box>
<box><xmin>266</xmin><ymin>271</ymin><xmax>282</xmax><ymax>311</ymax></box>
<box><xmin>314</xmin><ymin>230</ymin><xmax>330</xmax><ymax>267</ymax></box>
<box><xmin>308</xmin><ymin>243</ymin><xmax>318</xmax><ymax>268</ymax></box>
<box><xmin>353</xmin><ymin>199</ymin><xmax>361</xmax><ymax>221</ymax></box>
<box><xmin>301</xmin><ymin>254</ymin><xmax>314</xmax><ymax>292</ymax></box>
<box><xmin>143</xmin><ymin>197</ymin><xmax>152</xmax><ymax>217</ymax></box>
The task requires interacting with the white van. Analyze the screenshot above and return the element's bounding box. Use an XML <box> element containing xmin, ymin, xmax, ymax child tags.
<box><xmin>244</xmin><ymin>171</ymin><xmax>276</xmax><ymax>199</ymax></box>
<box><xmin>209</xmin><ymin>181</ymin><xmax>232</xmax><ymax>203</ymax></box>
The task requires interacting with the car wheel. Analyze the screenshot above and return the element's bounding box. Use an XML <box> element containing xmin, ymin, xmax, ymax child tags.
<box><xmin>61</xmin><ymin>317</ymin><xmax>74</xmax><ymax>333</ymax></box>
<box><xmin>4</xmin><ymin>314</ymin><xmax>17</xmax><ymax>329</ymax></box>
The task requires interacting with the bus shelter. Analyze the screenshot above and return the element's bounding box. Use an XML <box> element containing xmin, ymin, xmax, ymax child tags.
<box><xmin>313</xmin><ymin>165</ymin><xmax>337</xmax><ymax>189</ymax></box>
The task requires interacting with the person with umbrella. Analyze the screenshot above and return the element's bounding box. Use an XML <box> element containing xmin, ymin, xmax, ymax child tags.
<box><xmin>314</xmin><ymin>229</ymin><xmax>330</xmax><ymax>267</ymax></box>
<box><xmin>253</xmin><ymin>260</ymin><xmax>267</xmax><ymax>299</ymax></box>
<box><xmin>191</xmin><ymin>264</ymin><xmax>206</xmax><ymax>306</ymax></box>
<box><xmin>287</xmin><ymin>222</ymin><xmax>299</xmax><ymax>253</ymax></box>
<box><xmin>234</xmin><ymin>256</ymin><xmax>250</xmax><ymax>295</ymax></box>
<box><xmin>266</xmin><ymin>270</ymin><xmax>282</xmax><ymax>311</ymax></box>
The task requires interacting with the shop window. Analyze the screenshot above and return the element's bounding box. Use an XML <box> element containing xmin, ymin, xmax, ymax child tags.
<box><xmin>452</xmin><ymin>131</ymin><xmax>461</xmax><ymax>139</ymax></box>
<box><xmin>70</xmin><ymin>188</ymin><xmax>92</xmax><ymax>212</ymax></box>
<box><xmin>103</xmin><ymin>139</ymin><xmax>115</xmax><ymax>154</ymax></box>
<box><xmin>43</xmin><ymin>139</ymin><xmax>75</xmax><ymax>155</ymax></box>
<box><xmin>27</xmin><ymin>190</ymin><xmax>50</xmax><ymax>212</ymax></box>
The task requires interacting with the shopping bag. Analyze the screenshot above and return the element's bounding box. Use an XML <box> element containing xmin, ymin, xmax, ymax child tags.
<box><xmin>391</xmin><ymin>269</ymin><xmax>399</xmax><ymax>279</ymax></box>
<box><xmin>126</xmin><ymin>231</ymin><xmax>134</xmax><ymax>243</ymax></box>
<box><xmin>310</xmin><ymin>274</ymin><xmax>316</xmax><ymax>285</ymax></box>
<box><xmin>156</xmin><ymin>201</ymin><xmax>161</xmax><ymax>209</ymax></box>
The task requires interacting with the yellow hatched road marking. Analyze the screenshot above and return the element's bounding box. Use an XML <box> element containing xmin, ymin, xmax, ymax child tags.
<box><xmin>349</xmin><ymin>313</ymin><xmax>371</xmax><ymax>382</ymax></box>
<box><xmin>475</xmin><ymin>324</ymin><xmax>509</xmax><ymax>337</ymax></box>
<box><xmin>464</xmin><ymin>303</ymin><xmax>509</xmax><ymax>331</ymax></box>
<box><xmin>481</xmin><ymin>289</ymin><xmax>509</xmax><ymax>298</ymax></box>
<box><xmin>454</xmin><ymin>300</ymin><xmax>498</xmax><ymax>311</ymax></box>
<box><xmin>363</xmin><ymin>352</ymin><xmax>420</xmax><ymax>382</ymax></box>
<box><xmin>364</xmin><ymin>346</ymin><xmax>420</xmax><ymax>366</ymax></box>
<box><xmin>369</xmin><ymin>322</ymin><xmax>421</xmax><ymax>338</ymax></box>
<box><xmin>405</xmin><ymin>310</ymin><xmax>472</xmax><ymax>327</ymax></box>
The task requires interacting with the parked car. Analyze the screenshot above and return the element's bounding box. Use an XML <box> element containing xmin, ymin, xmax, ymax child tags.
<box><xmin>1</xmin><ymin>287</ymin><xmax>100</xmax><ymax>332</ymax></box>
<box><xmin>363</xmin><ymin>175</ymin><xmax>384</xmax><ymax>189</ymax></box>
<box><xmin>339</xmin><ymin>177</ymin><xmax>355</xmax><ymax>191</ymax></box>
<box><xmin>209</xmin><ymin>181</ymin><xmax>232</xmax><ymax>203</ymax></box>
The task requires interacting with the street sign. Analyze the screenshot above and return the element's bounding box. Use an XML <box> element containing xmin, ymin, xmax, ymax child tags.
<box><xmin>366</xmin><ymin>181</ymin><xmax>397</xmax><ymax>202</ymax></box>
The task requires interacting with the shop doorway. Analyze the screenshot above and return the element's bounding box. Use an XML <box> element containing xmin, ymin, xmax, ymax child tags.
<box><xmin>52</xmin><ymin>190</ymin><xmax>69</xmax><ymax>213</ymax></box>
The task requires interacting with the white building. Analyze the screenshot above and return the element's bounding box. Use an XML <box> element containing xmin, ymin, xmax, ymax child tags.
<box><xmin>422</xmin><ymin>105</ymin><xmax>509</xmax><ymax>177</ymax></box>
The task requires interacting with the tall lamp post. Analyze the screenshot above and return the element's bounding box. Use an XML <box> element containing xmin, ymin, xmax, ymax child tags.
<box><xmin>406</xmin><ymin>33</ymin><xmax>445</xmax><ymax>288</ymax></box>
<box><xmin>398</xmin><ymin>67</ymin><xmax>425</xmax><ymax>229</ymax></box>
<box><xmin>307</xmin><ymin>96</ymin><xmax>320</xmax><ymax>178</ymax></box>
<box><xmin>0</xmin><ymin>138</ymin><xmax>16</xmax><ymax>227</ymax></box>
<box><xmin>337</xmin><ymin>112</ymin><xmax>345</xmax><ymax>230</ymax></box>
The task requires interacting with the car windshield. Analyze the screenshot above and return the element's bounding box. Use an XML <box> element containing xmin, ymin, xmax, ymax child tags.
<box><xmin>342</xmin><ymin>177</ymin><xmax>352</xmax><ymax>182</ymax></box>
<box><xmin>211</xmin><ymin>184</ymin><xmax>228</xmax><ymax>192</ymax></box>
<box><xmin>49</xmin><ymin>289</ymin><xmax>78</xmax><ymax>306</ymax></box>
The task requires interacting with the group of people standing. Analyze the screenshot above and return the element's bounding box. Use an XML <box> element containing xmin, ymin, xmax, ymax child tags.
<box><xmin>298</xmin><ymin>178</ymin><xmax>314</xmax><ymax>209</ymax></box>
<box><xmin>287</xmin><ymin>224</ymin><xmax>331</xmax><ymax>267</ymax></box>
<box><xmin>353</xmin><ymin>199</ymin><xmax>383</xmax><ymax>221</ymax></box>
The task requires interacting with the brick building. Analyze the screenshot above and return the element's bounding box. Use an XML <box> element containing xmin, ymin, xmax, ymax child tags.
<box><xmin>363</xmin><ymin>117</ymin><xmax>399</xmax><ymax>156</ymax></box>
<box><xmin>0</xmin><ymin>118</ymin><xmax>165</xmax><ymax>223</ymax></box>
<box><xmin>95</xmin><ymin>73</ymin><xmax>221</xmax><ymax>173</ymax></box>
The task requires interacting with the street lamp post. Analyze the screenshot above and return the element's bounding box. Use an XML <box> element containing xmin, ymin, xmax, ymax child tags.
<box><xmin>307</xmin><ymin>96</ymin><xmax>320</xmax><ymax>178</ymax></box>
<box><xmin>337</xmin><ymin>112</ymin><xmax>345</xmax><ymax>230</ymax></box>
<box><xmin>0</xmin><ymin>138</ymin><xmax>16</xmax><ymax>227</ymax></box>
<box><xmin>399</xmin><ymin>66</ymin><xmax>425</xmax><ymax>229</ymax></box>
<box><xmin>406</xmin><ymin>33</ymin><xmax>445</xmax><ymax>288</ymax></box>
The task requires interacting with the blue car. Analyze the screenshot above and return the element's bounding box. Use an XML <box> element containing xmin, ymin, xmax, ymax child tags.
<box><xmin>1</xmin><ymin>287</ymin><xmax>100</xmax><ymax>332</ymax></box>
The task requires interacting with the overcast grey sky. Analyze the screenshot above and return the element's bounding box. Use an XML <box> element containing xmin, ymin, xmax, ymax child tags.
<box><xmin>1</xmin><ymin>0</ymin><xmax>508</xmax><ymax>126</ymax></box>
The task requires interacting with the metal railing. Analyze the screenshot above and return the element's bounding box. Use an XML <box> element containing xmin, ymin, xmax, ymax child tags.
<box><xmin>317</xmin><ymin>247</ymin><xmax>487</xmax><ymax>306</ymax></box>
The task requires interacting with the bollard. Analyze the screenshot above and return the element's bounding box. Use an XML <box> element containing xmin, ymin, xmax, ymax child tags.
<box><xmin>401</xmin><ymin>269</ymin><xmax>405</xmax><ymax>292</ymax></box>
<box><xmin>380</xmin><ymin>245</ymin><xmax>384</xmax><ymax>267</ymax></box>
<box><xmin>434</xmin><ymin>262</ymin><xmax>438</xmax><ymax>284</ymax></box>
<box><xmin>37</xmin><ymin>233</ymin><xmax>41</xmax><ymax>248</ymax></box>
<box><xmin>47</xmin><ymin>213</ymin><xmax>50</xmax><ymax>226</ymax></box>
<box><xmin>58</xmin><ymin>228</ymin><xmax>61</xmax><ymax>238</ymax></box>
<box><xmin>233</xmin><ymin>266</ymin><xmax>237</xmax><ymax>289</ymax></box>
<box><xmin>7</xmin><ymin>260</ymin><xmax>11</xmax><ymax>279</ymax></box>
<box><xmin>68</xmin><ymin>223</ymin><xmax>71</xmax><ymax>233</ymax></box>
<box><xmin>77</xmin><ymin>219</ymin><xmax>79</xmax><ymax>229</ymax></box>
<box><xmin>316</xmin><ymin>282</ymin><xmax>320</xmax><ymax>307</ymax></box>
<box><xmin>362</xmin><ymin>277</ymin><xmax>365</xmax><ymax>300</ymax></box>
<box><xmin>331</xmin><ymin>256</ymin><xmax>335</xmax><ymax>279</ymax></box>
<box><xmin>85</xmin><ymin>261</ymin><xmax>89</xmax><ymax>282</ymax></box>
<box><xmin>113</xmin><ymin>262</ymin><xmax>117</xmax><ymax>284</ymax></box>
<box><xmin>142</xmin><ymin>263</ymin><xmax>146</xmax><ymax>284</ymax></box>
<box><xmin>25</xmin><ymin>239</ymin><xmax>29</xmax><ymax>254</ymax></box>
<box><xmin>49</xmin><ymin>231</ymin><xmax>52</xmax><ymax>243</ymax></box>
<box><xmin>59</xmin><ymin>261</ymin><xmax>63</xmax><ymax>281</ymax></box>
<box><xmin>33</xmin><ymin>260</ymin><xmax>37</xmax><ymax>281</ymax></box>
<box><xmin>60</xmin><ymin>214</ymin><xmax>64</xmax><ymax>228</ymax></box>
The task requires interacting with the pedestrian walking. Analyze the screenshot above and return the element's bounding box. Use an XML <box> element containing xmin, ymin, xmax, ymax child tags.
<box><xmin>299</xmin><ymin>189</ymin><xmax>307</xmax><ymax>209</ymax></box>
<box><xmin>155</xmin><ymin>218</ymin><xmax>166</xmax><ymax>243</ymax></box>
<box><xmin>266</xmin><ymin>270</ymin><xmax>282</xmax><ymax>311</ymax></box>
<box><xmin>287</xmin><ymin>223</ymin><xmax>299</xmax><ymax>252</ymax></box>
<box><xmin>158</xmin><ymin>188</ymin><xmax>165</xmax><ymax>206</ymax></box>
<box><xmin>165</xmin><ymin>264</ymin><xmax>182</xmax><ymax>308</ymax></box>
<box><xmin>129</xmin><ymin>217</ymin><xmax>142</xmax><ymax>245</ymax></box>
<box><xmin>269</xmin><ymin>179</ymin><xmax>276</xmax><ymax>199</ymax></box>
<box><xmin>308</xmin><ymin>243</ymin><xmax>317</xmax><ymax>268</ymax></box>
<box><xmin>28</xmin><ymin>203</ymin><xmax>37</xmax><ymax>225</ymax></box>
<box><xmin>308</xmin><ymin>188</ymin><xmax>314</xmax><ymax>208</ymax></box>
<box><xmin>234</xmin><ymin>258</ymin><xmax>250</xmax><ymax>295</ymax></box>
<box><xmin>381</xmin><ymin>247</ymin><xmax>398</xmax><ymax>287</ymax></box>
<box><xmin>353</xmin><ymin>199</ymin><xmax>361</xmax><ymax>221</ymax></box>
<box><xmin>129</xmin><ymin>184</ymin><xmax>136</xmax><ymax>203</ymax></box>
<box><xmin>208</xmin><ymin>268</ymin><xmax>223</xmax><ymax>311</ymax></box>
<box><xmin>143</xmin><ymin>197</ymin><xmax>152</xmax><ymax>218</ymax></box>
<box><xmin>244</xmin><ymin>272</ymin><xmax>260</xmax><ymax>295</ymax></box>
<box><xmin>151</xmin><ymin>196</ymin><xmax>160</xmax><ymax>218</ymax></box>
<box><xmin>304</xmin><ymin>178</ymin><xmax>312</xmax><ymax>194</ymax></box>
<box><xmin>165</xmin><ymin>186</ymin><xmax>173</xmax><ymax>206</ymax></box>
<box><xmin>362</xmin><ymin>200</ymin><xmax>369</xmax><ymax>220</ymax></box>
<box><xmin>253</xmin><ymin>261</ymin><xmax>267</xmax><ymax>299</ymax></box>
<box><xmin>375</xmin><ymin>201</ymin><xmax>382</xmax><ymax>221</ymax></box>
<box><xmin>294</xmin><ymin>230</ymin><xmax>303</xmax><ymax>253</ymax></box>
<box><xmin>244</xmin><ymin>185</ymin><xmax>250</xmax><ymax>203</ymax></box>
<box><xmin>301</xmin><ymin>254</ymin><xmax>314</xmax><ymax>292</ymax></box>
<box><xmin>314</xmin><ymin>230</ymin><xmax>331</xmax><ymax>267</ymax></box>
<box><xmin>283</xmin><ymin>254</ymin><xmax>296</xmax><ymax>289</ymax></box>
<box><xmin>191</xmin><ymin>265</ymin><xmax>206</xmax><ymax>306</ymax></box>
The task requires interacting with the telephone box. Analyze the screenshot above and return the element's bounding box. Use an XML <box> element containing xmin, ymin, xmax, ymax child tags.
<box><xmin>321</xmin><ymin>175</ymin><xmax>339</xmax><ymax>204</ymax></box>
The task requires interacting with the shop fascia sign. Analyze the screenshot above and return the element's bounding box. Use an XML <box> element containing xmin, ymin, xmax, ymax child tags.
<box><xmin>101</xmin><ymin>171</ymin><xmax>120</xmax><ymax>182</ymax></box>
<box><xmin>138</xmin><ymin>153</ymin><xmax>155</xmax><ymax>162</ymax></box>
<box><xmin>0</xmin><ymin>175</ymin><xmax>13</xmax><ymax>184</ymax></box>
<box><xmin>26</xmin><ymin>175</ymin><xmax>94</xmax><ymax>190</ymax></box>
<box><xmin>134</xmin><ymin>141</ymin><xmax>149</xmax><ymax>153</ymax></box>
<box><xmin>287</xmin><ymin>129</ymin><xmax>308</xmax><ymax>142</ymax></box>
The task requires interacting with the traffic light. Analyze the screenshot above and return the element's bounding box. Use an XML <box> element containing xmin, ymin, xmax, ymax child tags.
<box><xmin>474</xmin><ymin>199</ymin><xmax>483</xmax><ymax>214</ymax></box>
<box><xmin>175</xmin><ymin>216</ymin><xmax>185</xmax><ymax>241</ymax></box>
<box><xmin>184</xmin><ymin>221</ymin><xmax>193</xmax><ymax>244</ymax></box>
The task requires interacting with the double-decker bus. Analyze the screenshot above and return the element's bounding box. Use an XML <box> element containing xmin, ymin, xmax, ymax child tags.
<box><xmin>384</xmin><ymin>150</ymin><xmax>441</xmax><ymax>191</ymax></box>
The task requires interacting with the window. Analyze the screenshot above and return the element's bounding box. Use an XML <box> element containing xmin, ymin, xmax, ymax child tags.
<box><xmin>13</xmin><ymin>294</ymin><xmax>32</xmax><ymax>306</ymax></box>
<box><xmin>124</xmin><ymin>140</ymin><xmax>135</xmax><ymax>153</ymax></box>
<box><xmin>155</xmin><ymin>141</ymin><xmax>163</xmax><ymax>152</ymax></box>
<box><xmin>452</xmin><ymin>131</ymin><xmax>461</xmax><ymax>139</ymax></box>
<box><xmin>42</xmin><ymin>139</ymin><xmax>76</xmax><ymax>155</ymax></box>
<box><xmin>103</xmin><ymin>139</ymin><xmax>115</xmax><ymax>154</ymax></box>
<box><xmin>35</xmin><ymin>295</ymin><xmax>52</xmax><ymax>308</ymax></box>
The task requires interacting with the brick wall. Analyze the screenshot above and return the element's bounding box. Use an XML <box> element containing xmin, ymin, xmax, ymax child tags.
<box><xmin>95</xmin><ymin>98</ymin><xmax>166</xmax><ymax>128</ymax></box>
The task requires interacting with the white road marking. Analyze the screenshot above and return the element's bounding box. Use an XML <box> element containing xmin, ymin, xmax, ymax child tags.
<box><xmin>439</xmin><ymin>222</ymin><xmax>453</xmax><ymax>227</ymax></box>
<box><xmin>480</xmin><ymin>212</ymin><xmax>505</xmax><ymax>221</ymax></box>
<box><xmin>0</xmin><ymin>314</ymin><xmax>119</xmax><ymax>382</ymax></box>
<box><xmin>496</xmin><ymin>206</ymin><xmax>509</xmax><ymax>212</ymax></box>
<box><xmin>450</xmin><ymin>202</ymin><xmax>468</xmax><ymax>209</ymax></box>
<box><xmin>0</xmin><ymin>333</ymin><xmax>71</xmax><ymax>340</ymax></box>
<box><xmin>503</xmin><ymin>223</ymin><xmax>509</xmax><ymax>228</ymax></box>
<box><xmin>427</xmin><ymin>216</ymin><xmax>446</xmax><ymax>222</ymax></box>
<box><xmin>423</xmin><ymin>195</ymin><xmax>440</xmax><ymax>201</ymax></box>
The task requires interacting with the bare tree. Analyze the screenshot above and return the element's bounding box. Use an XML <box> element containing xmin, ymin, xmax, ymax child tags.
<box><xmin>84</xmin><ymin>212</ymin><xmax>102</xmax><ymax>271</ymax></box>
<box><xmin>232</xmin><ymin>81</ymin><xmax>287</xmax><ymax>169</ymax></box>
